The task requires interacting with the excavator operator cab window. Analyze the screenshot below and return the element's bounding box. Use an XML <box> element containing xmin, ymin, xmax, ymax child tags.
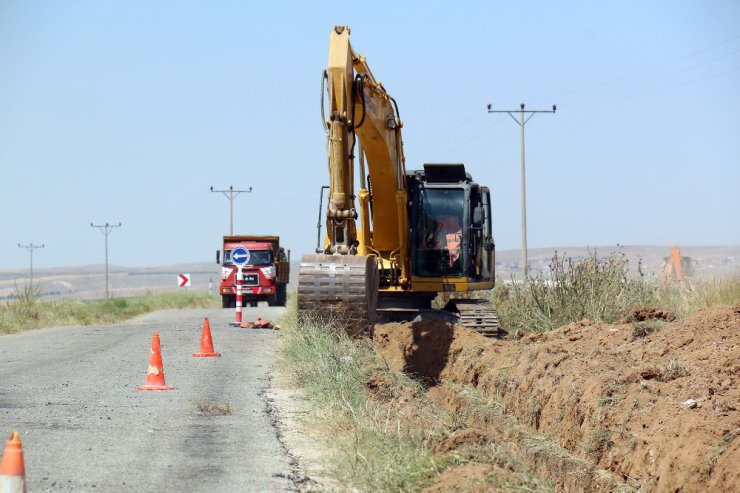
<box><xmin>414</xmin><ymin>188</ymin><xmax>465</xmax><ymax>277</ymax></box>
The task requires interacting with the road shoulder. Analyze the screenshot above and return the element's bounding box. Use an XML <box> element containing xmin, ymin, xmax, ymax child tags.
<box><xmin>268</xmin><ymin>369</ymin><xmax>336</xmax><ymax>492</ymax></box>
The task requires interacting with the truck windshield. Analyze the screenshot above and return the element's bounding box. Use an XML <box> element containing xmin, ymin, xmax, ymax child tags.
<box><xmin>224</xmin><ymin>249</ymin><xmax>273</xmax><ymax>266</ymax></box>
<box><xmin>414</xmin><ymin>188</ymin><xmax>465</xmax><ymax>277</ymax></box>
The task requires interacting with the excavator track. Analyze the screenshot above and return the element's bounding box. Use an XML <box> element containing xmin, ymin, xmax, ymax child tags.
<box><xmin>297</xmin><ymin>254</ymin><xmax>379</xmax><ymax>337</ymax></box>
<box><xmin>445</xmin><ymin>298</ymin><xmax>501</xmax><ymax>337</ymax></box>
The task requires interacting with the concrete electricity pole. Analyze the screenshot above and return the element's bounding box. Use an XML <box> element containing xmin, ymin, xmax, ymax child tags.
<box><xmin>90</xmin><ymin>222</ymin><xmax>122</xmax><ymax>299</ymax></box>
<box><xmin>17</xmin><ymin>242</ymin><xmax>44</xmax><ymax>288</ymax></box>
<box><xmin>210</xmin><ymin>186</ymin><xmax>252</xmax><ymax>235</ymax></box>
<box><xmin>487</xmin><ymin>103</ymin><xmax>556</xmax><ymax>277</ymax></box>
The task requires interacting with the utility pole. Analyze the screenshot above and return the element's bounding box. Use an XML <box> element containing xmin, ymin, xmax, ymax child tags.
<box><xmin>487</xmin><ymin>103</ymin><xmax>556</xmax><ymax>277</ymax></box>
<box><xmin>210</xmin><ymin>186</ymin><xmax>252</xmax><ymax>235</ymax></box>
<box><xmin>17</xmin><ymin>243</ymin><xmax>44</xmax><ymax>288</ymax></box>
<box><xmin>90</xmin><ymin>222</ymin><xmax>122</xmax><ymax>299</ymax></box>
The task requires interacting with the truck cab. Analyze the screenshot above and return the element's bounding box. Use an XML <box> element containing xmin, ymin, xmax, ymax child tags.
<box><xmin>217</xmin><ymin>235</ymin><xmax>289</xmax><ymax>308</ymax></box>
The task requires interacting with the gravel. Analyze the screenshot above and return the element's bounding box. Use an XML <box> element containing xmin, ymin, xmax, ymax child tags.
<box><xmin>0</xmin><ymin>306</ymin><xmax>297</xmax><ymax>492</ymax></box>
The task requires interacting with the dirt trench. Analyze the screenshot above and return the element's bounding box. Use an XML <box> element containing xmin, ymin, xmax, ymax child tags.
<box><xmin>373</xmin><ymin>306</ymin><xmax>740</xmax><ymax>492</ymax></box>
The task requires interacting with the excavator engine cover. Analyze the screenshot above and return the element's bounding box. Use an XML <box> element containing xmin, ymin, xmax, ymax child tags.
<box><xmin>297</xmin><ymin>254</ymin><xmax>379</xmax><ymax>337</ymax></box>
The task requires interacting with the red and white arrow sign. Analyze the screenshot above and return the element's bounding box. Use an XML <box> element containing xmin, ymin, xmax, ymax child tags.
<box><xmin>178</xmin><ymin>273</ymin><xmax>191</xmax><ymax>288</ymax></box>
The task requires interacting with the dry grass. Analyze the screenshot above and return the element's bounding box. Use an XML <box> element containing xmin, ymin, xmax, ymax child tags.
<box><xmin>660</xmin><ymin>359</ymin><xmax>688</xmax><ymax>381</ymax></box>
<box><xmin>194</xmin><ymin>399</ymin><xmax>233</xmax><ymax>416</ymax></box>
<box><xmin>492</xmin><ymin>250</ymin><xmax>654</xmax><ymax>335</ymax></box>
<box><xmin>0</xmin><ymin>287</ymin><xmax>219</xmax><ymax>335</ymax></box>
<box><xmin>630</xmin><ymin>319</ymin><xmax>667</xmax><ymax>340</ymax></box>
<box><xmin>703</xmin><ymin>428</ymin><xmax>739</xmax><ymax>474</ymax></box>
<box><xmin>598</xmin><ymin>384</ymin><xmax>624</xmax><ymax>408</ymax></box>
<box><xmin>656</xmin><ymin>276</ymin><xmax>740</xmax><ymax>317</ymax></box>
<box><xmin>491</xmin><ymin>250</ymin><xmax>739</xmax><ymax>336</ymax></box>
<box><xmin>453</xmin><ymin>385</ymin><xmax>635</xmax><ymax>492</ymax></box>
<box><xmin>279</xmin><ymin>301</ymin><xmax>445</xmax><ymax>491</ymax></box>
<box><xmin>583</xmin><ymin>429</ymin><xmax>613</xmax><ymax>462</ymax></box>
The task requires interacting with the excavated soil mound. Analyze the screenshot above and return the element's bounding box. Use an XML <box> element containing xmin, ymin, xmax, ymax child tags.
<box><xmin>622</xmin><ymin>307</ymin><xmax>677</xmax><ymax>323</ymax></box>
<box><xmin>374</xmin><ymin>306</ymin><xmax>740</xmax><ymax>492</ymax></box>
<box><xmin>374</xmin><ymin>319</ymin><xmax>456</xmax><ymax>384</ymax></box>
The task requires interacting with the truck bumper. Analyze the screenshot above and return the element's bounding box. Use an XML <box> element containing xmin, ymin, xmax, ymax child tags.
<box><xmin>221</xmin><ymin>287</ymin><xmax>274</xmax><ymax>296</ymax></box>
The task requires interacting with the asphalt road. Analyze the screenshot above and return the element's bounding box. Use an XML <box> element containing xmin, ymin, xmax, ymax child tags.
<box><xmin>0</xmin><ymin>306</ymin><xmax>297</xmax><ymax>492</ymax></box>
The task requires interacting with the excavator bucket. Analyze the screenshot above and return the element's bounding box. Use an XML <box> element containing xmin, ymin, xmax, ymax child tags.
<box><xmin>297</xmin><ymin>254</ymin><xmax>379</xmax><ymax>337</ymax></box>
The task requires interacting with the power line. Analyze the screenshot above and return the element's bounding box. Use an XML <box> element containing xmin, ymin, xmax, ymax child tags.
<box><xmin>435</xmin><ymin>118</ymin><xmax>507</xmax><ymax>161</ymax></box>
<box><xmin>565</xmin><ymin>65</ymin><xmax>740</xmax><ymax>107</ymax></box>
<box><xmin>419</xmin><ymin>108</ymin><xmax>487</xmax><ymax>149</ymax></box>
<box><xmin>90</xmin><ymin>222</ymin><xmax>122</xmax><ymax>299</ymax></box>
<box><xmin>558</xmin><ymin>47</ymin><xmax>740</xmax><ymax>106</ymax></box>
<box><xmin>530</xmin><ymin>32</ymin><xmax>740</xmax><ymax>106</ymax></box>
<box><xmin>487</xmin><ymin>103</ymin><xmax>556</xmax><ymax>277</ymax></box>
<box><xmin>17</xmin><ymin>243</ymin><xmax>44</xmax><ymax>288</ymax></box>
<box><xmin>210</xmin><ymin>186</ymin><xmax>253</xmax><ymax>235</ymax></box>
<box><xmin>459</xmin><ymin>126</ymin><xmax>518</xmax><ymax>163</ymax></box>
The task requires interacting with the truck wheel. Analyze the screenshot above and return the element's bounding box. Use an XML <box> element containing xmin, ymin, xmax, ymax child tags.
<box><xmin>222</xmin><ymin>295</ymin><xmax>236</xmax><ymax>309</ymax></box>
<box><xmin>267</xmin><ymin>294</ymin><xmax>277</xmax><ymax>307</ymax></box>
<box><xmin>277</xmin><ymin>284</ymin><xmax>287</xmax><ymax>306</ymax></box>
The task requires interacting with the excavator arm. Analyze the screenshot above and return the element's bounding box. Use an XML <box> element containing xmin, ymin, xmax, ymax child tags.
<box><xmin>324</xmin><ymin>25</ymin><xmax>408</xmax><ymax>276</ymax></box>
<box><xmin>323</xmin><ymin>26</ymin><xmax>356</xmax><ymax>255</ymax></box>
<box><xmin>298</xmin><ymin>26</ymin><xmax>408</xmax><ymax>335</ymax></box>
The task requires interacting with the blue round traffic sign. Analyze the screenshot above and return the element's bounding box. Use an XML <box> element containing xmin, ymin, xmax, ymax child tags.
<box><xmin>231</xmin><ymin>246</ymin><xmax>250</xmax><ymax>266</ymax></box>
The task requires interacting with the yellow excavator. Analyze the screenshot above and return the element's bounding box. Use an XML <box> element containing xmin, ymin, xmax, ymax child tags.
<box><xmin>298</xmin><ymin>26</ymin><xmax>498</xmax><ymax>336</ymax></box>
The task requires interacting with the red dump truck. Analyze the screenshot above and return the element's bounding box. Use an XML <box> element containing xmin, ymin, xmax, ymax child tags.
<box><xmin>216</xmin><ymin>235</ymin><xmax>289</xmax><ymax>308</ymax></box>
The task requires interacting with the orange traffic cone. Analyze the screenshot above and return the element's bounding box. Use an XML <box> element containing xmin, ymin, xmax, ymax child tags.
<box><xmin>136</xmin><ymin>332</ymin><xmax>174</xmax><ymax>391</ymax></box>
<box><xmin>0</xmin><ymin>431</ymin><xmax>26</xmax><ymax>493</ymax></box>
<box><xmin>192</xmin><ymin>318</ymin><xmax>221</xmax><ymax>357</ymax></box>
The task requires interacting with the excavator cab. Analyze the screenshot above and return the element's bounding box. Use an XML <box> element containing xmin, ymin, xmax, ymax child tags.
<box><xmin>409</xmin><ymin>164</ymin><xmax>494</xmax><ymax>282</ymax></box>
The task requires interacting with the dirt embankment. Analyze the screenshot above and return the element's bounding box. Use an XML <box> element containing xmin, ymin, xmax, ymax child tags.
<box><xmin>374</xmin><ymin>306</ymin><xmax>740</xmax><ymax>492</ymax></box>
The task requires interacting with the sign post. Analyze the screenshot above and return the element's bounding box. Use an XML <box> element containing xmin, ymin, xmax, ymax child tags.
<box><xmin>233</xmin><ymin>267</ymin><xmax>243</xmax><ymax>326</ymax></box>
<box><xmin>229</xmin><ymin>246</ymin><xmax>250</xmax><ymax>327</ymax></box>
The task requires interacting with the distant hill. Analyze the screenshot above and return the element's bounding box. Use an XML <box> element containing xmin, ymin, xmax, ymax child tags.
<box><xmin>2</xmin><ymin>245</ymin><xmax>737</xmax><ymax>301</ymax></box>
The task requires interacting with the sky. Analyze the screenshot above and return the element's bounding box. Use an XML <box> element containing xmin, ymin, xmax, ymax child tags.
<box><xmin>1</xmin><ymin>1</ymin><xmax>739</xmax><ymax>270</ymax></box>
